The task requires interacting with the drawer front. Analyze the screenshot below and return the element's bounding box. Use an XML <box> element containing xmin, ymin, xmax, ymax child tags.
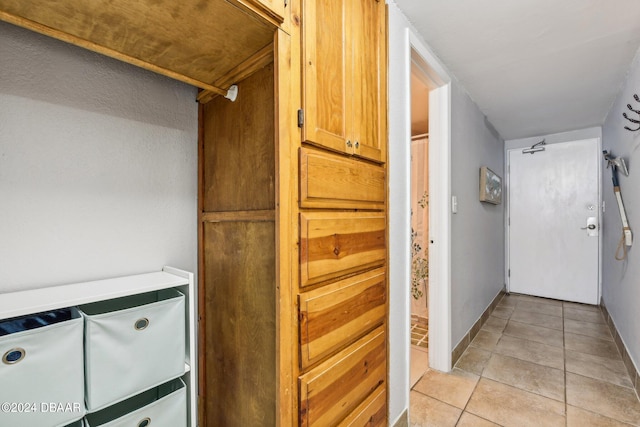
<box><xmin>338</xmin><ymin>385</ymin><xmax>386</xmax><ymax>427</ymax></box>
<box><xmin>299</xmin><ymin>268</ymin><xmax>386</xmax><ymax>368</ymax></box>
<box><xmin>300</xmin><ymin>212</ymin><xmax>386</xmax><ymax>287</ymax></box>
<box><xmin>300</xmin><ymin>148</ymin><xmax>385</xmax><ymax>210</ymax></box>
<box><xmin>298</xmin><ymin>327</ymin><xmax>386</xmax><ymax>427</ymax></box>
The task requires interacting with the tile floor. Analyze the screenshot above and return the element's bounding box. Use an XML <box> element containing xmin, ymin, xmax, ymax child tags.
<box><xmin>410</xmin><ymin>293</ymin><xmax>640</xmax><ymax>426</ymax></box>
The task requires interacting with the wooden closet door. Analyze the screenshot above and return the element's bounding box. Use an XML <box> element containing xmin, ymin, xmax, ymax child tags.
<box><xmin>350</xmin><ymin>0</ymin><xmax>385</xmax><ymax>163</ymax></box>
<box><xmin>301</xmin><ymin>0</ymin><xmax>350</xmax><ymax>154</ymax></box>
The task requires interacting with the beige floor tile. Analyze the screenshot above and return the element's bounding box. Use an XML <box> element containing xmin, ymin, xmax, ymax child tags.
<box><xmin>515</xmin><ymin>299</ymin><xmax>563</xmax><ymax>317</ymax></box>
<box><xmin>411</xmin><ymin>346</ymin><xmax>429</xmax><ymax>388</ymax></box>
<box><xmin>514</xmin><ymin>294</ymin><xmax>563</xmax><ymax>306</ymax></box>
<box><xmin>481</xmin><ymin>316</ymin><xmax>508</xmax><ymax>333</ymax></box>
<box><xmin>563</xmin><ymin>301</ymin><xmax>601</xmax><ymax>313</ymax></box>
<box><xmin>455</xmin><ymin>346</ymin><xmax>492</xmax><ymax>376</ymax></box>
<box><xmin>564</xmin><ymin>306</ymin><xmax>605</xmax><ymax>324</ymax></box>
<box><xmin>503</xmin><ymin>320</ymin><xmax>564</xmax><ymax>348</ymax></box>
<box><xmin>456</xmin><ymin>412</ymin><xmax>500</xmax><ymax>427</ymax></box>
<box><xmin>565</xmin><ymin>332</ymin><xmax>620</xmax><ymax>360</ymax></box>
<box><xmin>565</xmin><ymin>317</ymin><xmax>613</xmax><ymax>340</ymax></box>
<box><xmin>412</xmin><ymin>369</ymin><xmax>479</xmax><ymax>409</ymax></box>
<box><xmin>510</xmin><ymin>308</ymin><xmax>564</xmax><ymax>330</ymax></box>
<box><xmin>466</xmin><ymin>378</ymin><xmax>566</xmax><ymax>427</ymax></box>
<box><xmin>566</xmin><ymin>372</ymin><xmax>640</xmax><ymax>425</ymax></box>
<box><xmin>410</xmin><ymin>391</ymin><xmax>461</xmax><ymax>427</ymax></box>
<box><xmin>497</xmin><ymin>295</ymin><xmax>518</xmax><ymax>308</ymax></box>
<box><xmin>565</xmin><ymin>349</ymin><xmax>633</xmax><ymax>388</ymax></box>
<box><xmin>470</xmin><ymin>330</ymin><xmax>501</xmax><ymax>352</ymax></box>
<box><xmin>494</xmin><ymin>334</ymin><xmax>564</xmax><ymax>370</ymax></box>
<box><xmin>482</xmin><ymin>353</ymin><xmax>565</xmax><ymax>401</ymax></box>
<box><xmin>567</xmin><ymin>405</ymin><xmax>636</xmax><ymax>427</ymax></box>
<box><xmin>491</xmin><ymin>305</ymin><xmax>514</xmax><ymax>319</ymax></box>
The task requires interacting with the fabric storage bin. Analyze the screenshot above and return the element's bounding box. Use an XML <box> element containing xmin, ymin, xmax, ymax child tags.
<box><xmin>84</xmin><ymin>378</ymin><xmax>186</xmax><ymax>427</ymax></box>
<box><xmin>0</xmin><ymin>308</ymin><xmax>85</xmax><ymax>427</ymax></box>
<box><xmin>80</xmin><ymin>289</ymin><xmax>185</xmax><ymax>411</ymax></box>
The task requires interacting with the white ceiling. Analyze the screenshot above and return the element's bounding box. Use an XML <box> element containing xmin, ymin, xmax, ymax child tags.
<box><xmin>393</xmin><ymin>0</ymin><xmax>640</xmax><ymax>140</ymax></box>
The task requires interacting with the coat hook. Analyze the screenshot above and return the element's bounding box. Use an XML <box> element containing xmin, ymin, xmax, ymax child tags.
<box><xmin>623</xmin><ymin>93</ymin><xmax>640</xmax><ymax>132</ymax></box>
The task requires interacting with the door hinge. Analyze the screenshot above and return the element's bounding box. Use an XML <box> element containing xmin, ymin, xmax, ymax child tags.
<box><xmin>297</xmin><ymin>109</ymin><xmax>304</xmax><ymax>128</ymax></box>
<box><xmin>508</xmin><ymin>269</ymin><xmax>510</xmax><ymax>277</ymax></box>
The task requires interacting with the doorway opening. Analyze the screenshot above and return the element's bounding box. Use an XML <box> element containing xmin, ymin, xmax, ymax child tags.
<box><xmin>409</xmin><ymin>60</ymin><xmax>431</xmax><ymax>386</ymax></box>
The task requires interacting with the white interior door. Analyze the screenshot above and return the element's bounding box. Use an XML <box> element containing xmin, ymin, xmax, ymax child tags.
<box><xmin>508</xmin><ymin>138</ymin><xmax>600</xmax><ymax>304</ymax></box>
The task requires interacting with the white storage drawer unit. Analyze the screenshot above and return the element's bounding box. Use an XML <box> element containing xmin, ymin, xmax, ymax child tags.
<box><xmin>80</xmin><ymin>289</ymin><xmax>186</xmax><ymax>411</ymax></box>
<box><xmin>0</xmin><ymin>308</ymin><xmax>85</xmax><ymax>427</ymax></box>
<box><xmin>84</xmin><ymin>378</ymin><xmax>186</xmax><ymax>427</ymax></box>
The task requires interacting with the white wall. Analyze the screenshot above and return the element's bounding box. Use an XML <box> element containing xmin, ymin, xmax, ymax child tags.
<box><xmin>449</xmin><ymin>84</ymin><xmax>505</xmax><ymax>345</ymax></box>
<box><xmin>387</xmin><ymin>3</ymin><xmax>505</xmax><ymax>423</ymax></box>
<box><xmin>0</xmin><ymin>21</ymin><xmax>198</xmax><ymax>291</ymax></box>
<box><xmin>601</xmin><ymin>49</ymin><xmax>640</xmax><ymax>373</ymax></box>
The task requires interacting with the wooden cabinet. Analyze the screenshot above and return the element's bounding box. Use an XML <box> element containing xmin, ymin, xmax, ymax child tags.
<box><xmin>298</xmin><ymin>268</ymin><xmax>386</xmax><ymax>368</ymax></box>
<box><xmin>300</xmin><ymin>147</ymin><xmax>386</xmax><ymax>210</ymax></box>
<box><xmin>2</xmin><ymin>0</ymin><xmax>388</xmax><ymax>425</ymax></box>
<box><xmin>299</xmin><ymin>212</ymin><xmax>386</xmax><ymax>287</ymax></box>
<box><xmin>301</xmin><ymin>0</ymin><xmax>386</xmax><ymax>163</ymax></box>
<box><xmin>298</xmin><ymin>327</ymin><xmax>386</xmax><ymax>427</ymax></box>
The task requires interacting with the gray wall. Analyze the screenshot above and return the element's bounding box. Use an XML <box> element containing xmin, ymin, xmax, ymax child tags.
<box><xmin>387</xmin><ymin>3</ymin><xmax>505</xmax><ymax>422</ymax></box>
<box><xmin>602</xmin><ymin>50</ymin><xmax>640</xmax><ymax>372</ymax></box>
<box><xmin>450</xmin><ymin>83</ymin><xmax>505</xmax><ymax>346</ymax></box>
<box><xmin>0</xmin><ymin>21</ymin><xmax>198</xmax><ymax>292</ymax></box>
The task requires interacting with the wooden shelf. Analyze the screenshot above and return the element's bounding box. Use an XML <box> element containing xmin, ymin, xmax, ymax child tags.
<box><xmin>0</xmin><ymin>269</ymin><xmax>189</xmax><ymax>320</ymax></box>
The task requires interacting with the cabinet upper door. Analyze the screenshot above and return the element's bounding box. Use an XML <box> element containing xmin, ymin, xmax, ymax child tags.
<box><xmin>301</xmin><ymin>0</ymin><xmax>386</xmax><ymax>162</ymax></box>
<box><xmin>301</xmin><ymin>0</ymin><xmax>349</xmax><ymax>154</ymax></box>
<box><xmin>350</xmin><ymin>0</ymin><xmax>386</xmax><ymax>163</ymax></box>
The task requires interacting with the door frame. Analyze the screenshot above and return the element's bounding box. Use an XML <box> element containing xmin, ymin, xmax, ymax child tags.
<box><xmin>505</xmin><ymin>136</ymin><xmax>603</xmax><ymax>301</ymax></box>
<box><xmin>388</xmin><ymin>25</ymin><xmax>452</xmax><ymax>378</ymax></box>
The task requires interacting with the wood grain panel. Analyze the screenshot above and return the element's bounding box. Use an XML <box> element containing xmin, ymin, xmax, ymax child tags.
<box><xmin>299</xmin><ymin>148</ymin><xmax>385</xmax><ymax>210</ymax></box>
<box><xmin>0</xmin><ymin>0</ymin><xmax>274</xmax><ymax>88</ymax></box>
<box><xmin>203</xmin><ymin>221</ymin><xmax>276</xmax><ymax>426</ymax></box>
<box><xmin>301</xmin><ymin>0</ymin><xmax>349</xmax><ymax>154</ymax></box>
<box><xmin>300</xmin><ymin>212</ymin><xmax>385</xmax><ymax>287</ymax></box>
<box><xmin>350</xmin><ymin>0</ymin><xmax>385</xmax><ymax>163</ymax></box>
<box><xmin>202</xmin><ymin>63</ymin><xmax>275</xmax><ymax>212</ymax></box>
<box><xmin>338</xmin><ymin>385</ymin><xmax>386</xmax><ymax>427</ymax></box>
<box><xmin>230</xmin><ymin>0</ymin><xmax>285</xmax><ymax>27</ymax></box>
<box><xmin>298</xmin><ymin>327</ymin><xmax>386</xmax><ymax>427</ymax></box>
<box><xmin>299</xmin><ymin>268</ymin><xmax>385</xmax><ymax>368</ymax></box>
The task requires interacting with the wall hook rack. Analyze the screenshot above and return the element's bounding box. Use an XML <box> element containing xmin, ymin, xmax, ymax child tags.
<box><xmin>623</xmin><ymin>93</ymin><xmax>640</xmax><ymax>131</ymax></box>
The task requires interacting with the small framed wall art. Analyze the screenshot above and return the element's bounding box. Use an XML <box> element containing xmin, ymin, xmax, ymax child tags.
<box><xmin>479</xmin><ymin>166</ymin><xmax>502</xmax><ymax>204</ymax></box>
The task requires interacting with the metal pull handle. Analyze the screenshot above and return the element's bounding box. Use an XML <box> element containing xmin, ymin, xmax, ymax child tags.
<box><xmin>581</xmin><ymin>224</ymin><xmax>596</xmax><ymax>230</ymax></box>
<box><xmin>346</xmin><ymin>140</ymin><xmax>353</xmax><ymax>148</ymax></box>
<box><xmin>355</xmin><ymin>141</ymin><xmax>360</xmax><ymax>149</ymax></box>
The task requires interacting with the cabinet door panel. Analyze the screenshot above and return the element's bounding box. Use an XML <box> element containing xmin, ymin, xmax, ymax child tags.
<box><xmin>300</xmin><ymin>148</ymin><xmax>385</xmax><ymax>210</ymax></box>
<box><xmin>350</xmin><ymin>0</ymin><xmax>385</xmax><ymax>163</ymax></box>
<box><xmin>338</xmin><ymin>385</ymin><xmax>386</xmax><ymax>427</ymax></box>
<box><xmin>298</xmin><ymin>327</ymin><xmax>386</xmax><ymax>427</ymax></box>
<box><xmin>301</xmin><ymin>0</ymin><xmax>349</xmax><ymax>154</ymax></box>
<box><xmin>300</xmin><ymin>212</ymin><xmax>386</xmax><ymax>287</ymax></box>
<box><xmin>299</xmin><ymin>268</ymin><xmax>385</xmax><ymax>368</ymax></box>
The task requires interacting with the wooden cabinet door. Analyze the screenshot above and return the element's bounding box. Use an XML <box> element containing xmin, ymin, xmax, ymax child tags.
<box><xmin>299</xmin><ymin>212</ymin><xmax>386</xmax><ymax>287</ymax></box>
<box><xmin>299</xmin><ymin>147</ymin><xmax>385</xmax><ymax>210</ymax></box>
<box><xmin>301</xmin><ymin>0</ymin><xmax>350</xmax><ymax>155</ymax></box>
<box><xmin>349</xmin><ymin>0</ymin><xmax>385</xmax><ymax>163</ymax></box>
<box><xmin>298</xmin><ymin>268</ymin><xmax>386</xmax><ymax>368</ymax></box>
<box><xmin>298</xmin><ymin>327</ymin><xmax>386</xmax><ymax>427</ymax></box>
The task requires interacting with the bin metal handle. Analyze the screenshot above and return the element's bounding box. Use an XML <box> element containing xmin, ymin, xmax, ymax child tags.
<box><xmin>2</xmin><ymin>348</ymin><xmax>26</xmax><ymax>365</ymax></box>
<box><xmin>138</xmin><ymin>418</ymin><xmax>151</xmax><ymax>427</ymax></box>
<box><xmin>134</xmin><ymin>318</ymin><xmax>149</xmax><ymax>331</ymax></box>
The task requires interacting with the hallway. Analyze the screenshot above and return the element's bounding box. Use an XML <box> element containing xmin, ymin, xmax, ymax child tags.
<box><xmin>410</xmin><ymin>293</ymin><xmax>640</xmax><ymax>426</ymax></box>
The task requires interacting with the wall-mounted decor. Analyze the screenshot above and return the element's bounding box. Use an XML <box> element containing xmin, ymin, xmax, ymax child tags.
<box><xmin>479</xmin><ymin>166</ymin><xmax>502</xmax><ymax>204</ymax></box>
